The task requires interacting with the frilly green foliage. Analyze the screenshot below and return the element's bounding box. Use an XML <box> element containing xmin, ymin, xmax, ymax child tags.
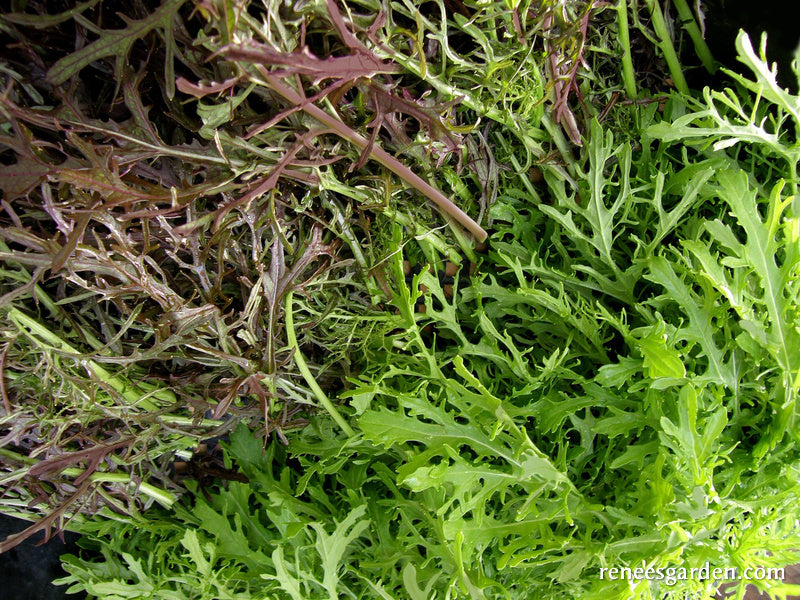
<box><xmin>58</xmin><ymin>30</ymin><xmax>800</xmax><ymax>599</ymax></box>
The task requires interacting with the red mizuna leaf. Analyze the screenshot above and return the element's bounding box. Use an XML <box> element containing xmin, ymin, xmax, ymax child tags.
<box><xmin>323</xmin><ymin>0</ymin><xmax>377</xmax><ymax>55</ymax></box>
<box><xmin>220</xmin><ymin>41</ymin><xmax>398</xmax><ymax>85</ymax></box>
<box><xmin>0</xmin><ymin>156</ymin><xmax>53</xmax><ymax>200</ymax></box>
<box><xmin>176</xmin><ymin>76</ymin><xmax>241</xmax><ymax>98</ymax></box>
<box><xmin>211</xmin><ymin>131</ymin><xmax>322</xmax><ymax>231</ymax></box>
<box><xmin>28</xmin><ymin>438</ymin><xmax>134</xmax><ymax>485</ymax></box>
<box><xmin>0</xmin><ymin>480</ymin><xmax>94</xmax><ymax>554</ymax></box>
<box><xmin>367</xmin><ymin>85</ymin><xmax>464</xmax><ymax>154</ymax></box>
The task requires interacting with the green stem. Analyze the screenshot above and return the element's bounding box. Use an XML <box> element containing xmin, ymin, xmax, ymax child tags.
<box><xmin>616</xmin><ymin>0</ymin><xmax>637</xmax><ymax>98</ymax></box>
<box><xmin>284</xmin><ymin>291</ymin><xmax>355</xmax><ymax>437</ymax></box>
<box><xmin>80</xmin><ymin>473</ymin><xmax>175</xmax><ymax>507</ymax></box>
<box><xmin>320</xmin><ymin>193</ymin><xmax>383</xmax><ymax>301</ymax></box>
<box><xmin>6</xmin><ymin>308</ymin><xmax>175</xmax><ymax>410</ymax></box>
<box><xmin>495</xmin><ymin>133</ymin><xmax>540</xmax><ymax>202</ymax></box>
<box><xmin>0</xmin><ymin>448</ymin><xmax>175</xmax><ymax>507</ymax></box>
<box><xmin>671</xmin><ymin>0</ymin><xmax>716</xmax><ymax>73</ymax></box>
<box><xmin>643</xmin><ymin>0</ymin><xmax>689</xmax><ymax>95</ymax></box>
<box><xmin>541</xmin><ymin>113</ymin><xmax>578</xmax><ymax>181</ymax></box>
<box><xmin>161</xmin><ymin>415</ymin><xmax>224</xmax><ymax>428</ymax></box>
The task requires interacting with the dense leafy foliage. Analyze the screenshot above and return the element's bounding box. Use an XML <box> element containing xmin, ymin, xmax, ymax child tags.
<box><xmin>2</xmin><ymin>0</ymin><xmax>799</xmax><ymax>597</ymax></box>
<box><xmin>53</xmin><ymin>32</ymin><xmax>800</xmax><ymax>599</ymax></box>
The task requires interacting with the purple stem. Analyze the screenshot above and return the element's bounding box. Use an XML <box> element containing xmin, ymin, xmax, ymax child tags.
<box><xmin>254</xmin><ymin>65</ymin><xmax>488</xmax><ymax>242</ymax></box>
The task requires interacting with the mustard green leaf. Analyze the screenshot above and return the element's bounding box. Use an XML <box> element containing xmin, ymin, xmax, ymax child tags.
<box><xmin>45</xmin><ymin>0</ymin><xmax>184</xmax><ymax>88</ymax></box>
<box><xmin>637</xmin><ymin>330</ymin><xmax>686</xmax><ymax>380</ymax></box>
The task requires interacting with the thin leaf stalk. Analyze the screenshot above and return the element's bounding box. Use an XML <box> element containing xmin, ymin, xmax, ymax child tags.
<box><xmin>643</xmin><ymin>0</ymin><xmax>689</xmax><ymax>94</ymax></box>
<box><xmin>616</xmin><ymin>0</ymin><xmax>637</xmax><ymax>98</ymax></box>
<box><xmin>0</xmin><ymin>448</ymin><xmax>175</xmax><ymax>507</ymax></box>
<box><xmin>541</xmin><ymin>113</ymin><xmax>579</xmax><ymax>180</ymax></box>
<box><xmin>254</xmin><ymin>66</ymin><xmax>487</xmax><ymax>242</ymax></box>
<box><xmin>284</xmin><ymin>291</ymin><xmax>355</xmax><ymax>437</ymax></box>
<box><xmin>670</xmin><ymin>0</ymin><xmax>716</xmax><ymax>73</ymax></box>
<box><xmin>319</xmin><ymin>193</ymin><xmax>383</xmax><ymax>300</ymax></box>
<box><xmin>5</xmin><ymin>308</ymin><xmax>173</xmax><ymax>411</ymax></box>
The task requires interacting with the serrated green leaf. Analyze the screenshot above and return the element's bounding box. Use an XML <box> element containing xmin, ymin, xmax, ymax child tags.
<box><xmin>609</xmin><ymin>440</ymin><xmax>660</xmax><ymax>470</ymax></box>
<box><xmin>45</xmin><ymin>0</ymin><xmax>184</xmax><ymax>97</ymax></box>
<box><xmin>402</xmin><ymin>564</ymin><xmax>431</xmax><ymax>600</ymax></box>
<box><xmin>556</xmin><ymin>550</ymin><xmax>592</xmax><ymax>583</ymax></box>
<box><xmin>636</xmin><ymin>329</ymin><xmax>686</xmax><ymax>379</ymax></box>
<box><xmin>3</xmin><ymin>0</ymin><xmax>102</xmax><ymax>28</ymax></box>
<box><xmin>645</xmin><ymin>256</ymin><xmax>735</xmax><ymax>386</ymax></box>
<box><xmin>266</xmin><ymin>547</ymin><xmax>306</xmax><ymax>600</ymax></box>
<box><xmin>197</xmin><ymin>85</ymin><xmax>256</xmax><ymax>139</ymax></box>
<box><xmin>310</xmin><ymin>505</ymin><xmax>370</xmax><ymax>600</ymax></box>
<box><xmin>359</xmin><ymin>392</ymin><xmax>509</xmax><ymax>462</ymax></box>
<box><xmin>596</xmin><ymin>356</ymin><xmax>643</xmax><ymax>388</ymax></box>
<box><xmin>120</xmin><ymin>552</ymin><xmax>155</xmax><ymax>592</ymax></box>
<box><xmin>537</xmin><ymin>120</ymin><xmax>636</xmax><ymax>301</ymax></box>
<box><xmin>731</xmin><ymin>32</ymin><xmax>800</xmax><ymax>126</ymax></box>
<box><xmin>715</xmin><ymin>170</ymin><xmax>800</xmax><ymax>386</ymax></box>
<box><xmin>180</xmin><ymin>529</ymin><xmax>211</xmax><ymax>577</ymax></box>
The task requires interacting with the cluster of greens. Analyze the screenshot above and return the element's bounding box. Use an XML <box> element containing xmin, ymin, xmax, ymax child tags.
<box><xmin>1</xmin><ymin>0</ymin><xmax>799</xmax><ymax>598</ymax></box>
<box><xmin>0</xmin><ymin>0</ymin><xmax>497</xmax><ymax>540</ymax></box>
<box><xmin>57</xmin><ymin>34</ymin><xmax>800</xmax><ymax>600</ymax></box>
<box><xmin>0</xmin><ymin>0</ymin><xmax>606</xmax><ymax>541</ymax></box>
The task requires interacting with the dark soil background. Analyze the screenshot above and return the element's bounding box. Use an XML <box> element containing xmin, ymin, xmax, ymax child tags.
<box><xmin>0</xmin><ymin>514</ymin><xmax>86</xmax><ymax>600</ymax></box>
<box><xmin>699</xmin><ymin>0</ymin><xmax>799</xmax><ymax>89</ymax></box>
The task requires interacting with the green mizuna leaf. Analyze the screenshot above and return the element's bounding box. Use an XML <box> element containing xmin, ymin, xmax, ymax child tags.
<box><xmin>645</xmin><ymin>256</ymin><xmax>735</xmax><ymax>387</ymax></box>
<box><xmin>730</xmin><ymin>31</ymin><xmax>800</xmax><ymax>127</ymax></box>
<box><xmin>45</xmin><ymin>0</ymin><xmax>184</xmax><ymax>98</ymax></box>
<box><xmin>714</xmin><ymin>170</ymin><xmax>800</xmax><ymax>387</ymax></box>
<box><xmin>538</xmin><ymin>119</ymin><xmax>638</xmax><ymax>302</ymax></box>
<box><xmin>636</xmin><ymin>326</ymin><xmax>686</xmax><ymax>380</ymax></box>
<box><xmin>311</xmin><ymin>506</ymin><xmax>371</xmax><ymax>599</ymax></box>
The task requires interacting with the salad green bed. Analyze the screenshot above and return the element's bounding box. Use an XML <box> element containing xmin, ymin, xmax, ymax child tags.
<box><xmin>1</xmin><ymin>0</ymin><xmax>799</xmax><ymax>598</ymax></box>
<box><xmin>57</xmin><ymin>35</ymin><xmax>800</xmax><ymax>600</ymax></box>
